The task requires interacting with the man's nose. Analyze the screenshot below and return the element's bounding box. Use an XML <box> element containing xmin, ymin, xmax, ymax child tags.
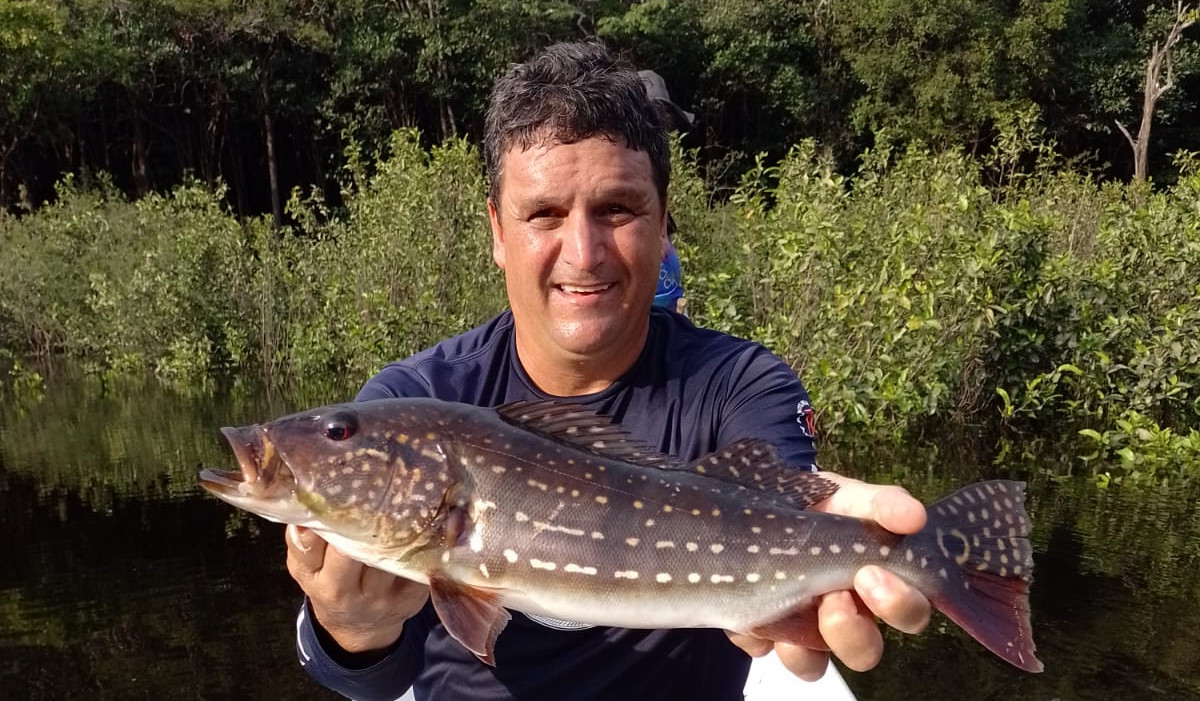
<box><xmin>560</xmin><ymin>214</ymin><xmax>607</xmax><ymax>271</ymax></box>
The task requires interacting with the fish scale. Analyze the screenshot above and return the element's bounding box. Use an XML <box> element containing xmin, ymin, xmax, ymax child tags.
<box><xmin>200</xmin><ymin>397</ymin><xmax>1042</xmax><ymax>673</ymax></box>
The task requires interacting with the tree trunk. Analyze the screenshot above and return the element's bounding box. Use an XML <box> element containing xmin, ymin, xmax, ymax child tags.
<box><xmin>131</xmin><ymin>102</ymin><xmax>150</xmax><ymax>197</ymax></box>
<box><xmin>263</xmin><ymin>104</ymin><xmax>283</xmax><ymax>228</ymax></box>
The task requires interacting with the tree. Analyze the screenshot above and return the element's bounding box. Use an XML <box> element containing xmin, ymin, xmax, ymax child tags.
<box><xmin>1115</xmin><ymin>1</ymin><xmax>1198</xmax><ymax>181</ymax></box>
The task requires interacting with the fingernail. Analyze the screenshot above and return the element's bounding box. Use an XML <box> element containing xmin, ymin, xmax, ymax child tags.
<box><xmin>288</xmin><ymin>524</ymin><xmax>312</xmax><ymax>552</ymax></box>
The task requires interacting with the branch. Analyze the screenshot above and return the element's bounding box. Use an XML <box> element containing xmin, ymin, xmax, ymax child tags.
<box><xmin>1115</xmin><ymin>120</ymin><xmax>1136</xmax><ymax>150</ymax></box>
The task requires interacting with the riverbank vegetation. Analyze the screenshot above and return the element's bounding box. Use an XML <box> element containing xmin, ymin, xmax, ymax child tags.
<box><xmin>3</xmin><ymin>1</ymin><xmax>1199</xmax><ymax>481</ymax></box>
<box><xmin>2</xmin><ymin>119</ymin><xmax>1198</xmax><ymax>482</ymax></box>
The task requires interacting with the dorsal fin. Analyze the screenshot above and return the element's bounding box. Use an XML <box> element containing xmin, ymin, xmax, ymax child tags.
<box><xmin>496</xmin><ymin>401</ymin><xmax>838</xmax><ymax>510</ymax></box>
<box><xmin>495</xmin><ymin>400</ymin><xmax>678</xmax><ymax>468</ymax></box>
<box><xmin>683</xmin><ymin>439</ymin><xmax>839</xmax><ymax>510</ymax></box>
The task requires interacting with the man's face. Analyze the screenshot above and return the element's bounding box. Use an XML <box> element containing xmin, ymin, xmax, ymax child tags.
<box><xmin>489</xmin><ymin>136</ymin><xmax>667</xmax><ymax>377</ymax></box>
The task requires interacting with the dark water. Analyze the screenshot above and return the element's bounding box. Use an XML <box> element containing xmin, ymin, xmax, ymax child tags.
<box><xmin>2</xmin><ymin>368</ymin><xmax>1199</xmax><ymax>700</ymax></box>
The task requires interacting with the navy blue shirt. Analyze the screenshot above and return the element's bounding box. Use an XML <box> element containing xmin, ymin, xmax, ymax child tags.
<box><xmin>297</xmin><ymin>309</ymin><xmax>819</xmax><ymax>701</ymax></box>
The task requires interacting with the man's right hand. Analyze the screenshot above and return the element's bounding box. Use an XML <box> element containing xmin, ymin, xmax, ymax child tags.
<box><xmin>286</xmin><ymin>524</ymin><xmax>430</xmax><ymax>655</ymax></box>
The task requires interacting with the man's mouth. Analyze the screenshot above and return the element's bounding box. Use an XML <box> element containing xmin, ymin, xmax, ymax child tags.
<box><xmin>557</xmin><ymin>283</ymin><xmax>614</xmax><ymax>295</ymax></box>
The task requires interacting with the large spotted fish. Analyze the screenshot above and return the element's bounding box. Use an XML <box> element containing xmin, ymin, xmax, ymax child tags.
<box><xmin>199</xmin><ymin>398</ymin><xmax>1042</xmax><ymax>672</ymax></box>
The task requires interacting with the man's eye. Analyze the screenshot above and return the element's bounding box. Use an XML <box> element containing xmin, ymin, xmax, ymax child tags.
<box><xmin>603</xmin><ymin>205</ymin><xmax>635</xmax><ymax>224</ymax></box>
<box><xmin>528</xmin><ymin>209</ymin><xmax>560</xmax><ymax>223</ymax></box>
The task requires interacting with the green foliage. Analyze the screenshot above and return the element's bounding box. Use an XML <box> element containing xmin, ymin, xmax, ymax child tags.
<box><xmin>1082</xmin><ymin>410</ymin><xmax>1200</xmax><ymax>487</ymax></box>
<box><xmin>676</xmin><ymin>120</ymin><xmax>1200</xmax><ymax>475</ymax></box>
<box><xmin>830</xmin><ymin>0</ymin><xmax>1074</xmax><ymax>147</ymax></box>
<box><xmin>3</xmin><ymin>124</ymin><xmax>1199</xmax><ymax>477</ymax></box>
<box><xmin>0</xmin><ymin>130</ymin><xmax>504</xmax><ymax>386</ymax></box>
<box><xmin>273</xmin><ymin>130</ymin><xmax>504</xmax><ymax>382</ymax></box>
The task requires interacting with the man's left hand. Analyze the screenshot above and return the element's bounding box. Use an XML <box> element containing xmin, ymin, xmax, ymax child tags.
<box><xmin>726</xmin><ymin>473</ymin><xmax>932</xmax><ymax>680</ymax></box>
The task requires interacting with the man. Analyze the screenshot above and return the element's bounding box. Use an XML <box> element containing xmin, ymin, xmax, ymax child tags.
<box><xmin>286</xmin><ymin>41</ymin><xmax>930</xmax><ymax>701</ymax></box>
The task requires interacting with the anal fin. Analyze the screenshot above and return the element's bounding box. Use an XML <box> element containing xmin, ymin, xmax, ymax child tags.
<box><xmin>429</xmin><ymin>574</ymin><xmax>511</xmax><ymax>666</ymax></box>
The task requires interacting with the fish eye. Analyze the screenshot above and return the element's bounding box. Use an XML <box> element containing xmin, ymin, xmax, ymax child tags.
<box><xmin>323</xmin><ymin>411</ymin><xmax>358</xmax><ymax>441</ymax></box>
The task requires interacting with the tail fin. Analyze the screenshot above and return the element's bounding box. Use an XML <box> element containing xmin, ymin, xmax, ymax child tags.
<box><xmin>924</xmin><ymin>480</ymin><xmax>1043</xmax><ymax>672</ymax></box>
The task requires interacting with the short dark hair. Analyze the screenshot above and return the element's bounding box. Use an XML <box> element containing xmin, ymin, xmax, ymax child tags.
<box><xmin>483</xmin><ymin>41</ymin><xmax>670</xmax><ymax>204</ymax></box>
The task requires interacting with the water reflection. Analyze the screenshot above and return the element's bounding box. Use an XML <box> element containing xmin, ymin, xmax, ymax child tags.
<box><xmin>2</xmin><ymin>368</ymin><xmax>1200</xmax><ymax>700</ymax></box>
<box><xmin>0</xmin><ymin>369</ymin><xmax>348</xmax><ymax>701</ymax></box>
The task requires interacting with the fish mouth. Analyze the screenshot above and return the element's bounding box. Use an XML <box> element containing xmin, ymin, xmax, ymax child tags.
<box><xmin>199</xmin><ymin>426</ymin><xmax>293</xmax><ymax>498</ymax></box>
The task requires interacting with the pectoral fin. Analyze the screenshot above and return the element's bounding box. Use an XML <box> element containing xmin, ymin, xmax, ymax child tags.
<box><xmin>429</xmin><ymin>574</ymin><xmax>511</xmax><ymax>666</ymax></box>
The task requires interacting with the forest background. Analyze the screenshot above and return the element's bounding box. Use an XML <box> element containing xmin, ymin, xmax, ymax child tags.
<box><xmin>2</xmin><ymin>0</ymin><xmax>1199</xmax><ymax>481</ymax></box>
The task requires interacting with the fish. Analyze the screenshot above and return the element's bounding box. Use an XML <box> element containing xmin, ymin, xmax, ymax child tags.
<box><xmin>199</xmin><ymin>397</ymin><xmax>1042</xmax><ymax>672</ymax></box>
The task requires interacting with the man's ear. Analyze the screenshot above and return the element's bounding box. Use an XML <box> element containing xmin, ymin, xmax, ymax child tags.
<box><xmin>488</xmin><ymin>198</ymin><xmax>506</xmax><ymax>270</ymax></box>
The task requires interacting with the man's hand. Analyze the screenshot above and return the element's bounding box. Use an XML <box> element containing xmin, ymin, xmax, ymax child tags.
<box><xmin>286</xmin><ymin>524</ymin><xmax>430</xmax><ymax>655</ymax></box>
<box><xmin>727</xmin><ymin>473</ymin><xmax>933</xmax><ymax>680</ymax></box>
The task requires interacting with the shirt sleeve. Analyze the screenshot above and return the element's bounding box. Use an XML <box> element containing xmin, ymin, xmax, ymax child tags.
<box><xmin>296</xmin><ymin>599</ymin><xmax>433</xmax><ymax>701</ymax></box>
<box><xmin>355</xmin><ymin>363</ymin><xmax>434</xmax><ymax>401</ymax></box>
<box><xmin>716</xmin><ymin>345</ymin><xmax>819</xmax><ymax>471</ymax></box>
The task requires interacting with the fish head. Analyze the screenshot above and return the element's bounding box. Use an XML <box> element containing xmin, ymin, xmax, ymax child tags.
<box><xmin>199</xmin><ymin>401</ymin><xmax>454</xmax><ymax>546</ymax></box>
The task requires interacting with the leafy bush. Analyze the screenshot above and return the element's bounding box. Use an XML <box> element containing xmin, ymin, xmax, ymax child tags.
<box><xmin>2</xmin><ymin>127</ymin><xmax>1198</xmax><ymax>479</ymax></box>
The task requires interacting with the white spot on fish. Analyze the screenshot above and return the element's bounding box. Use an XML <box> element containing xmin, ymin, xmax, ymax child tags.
<box><xmin>656</xmin><ymin>541</ymin><xmax>676</xmax><ymax>549</ymax></box>
<box><xmin>503</xmin><ymin>549</ymin><xmax>519</xmax><ymax>563</ymax></box>
<box><xmin>533</xmin><ymin>521</ymin><xmax>585</xmax><ymax>537</ymax></box>
<box><xmin>656</xmin><ymin>573</ymin><xmax>672</xmax><ymax>583</ymax></box>
<box><xmin>880</xmin><ymin>545</ymin><xmax>891</xmax><ymax>557</ymax></box>
<box><xmin>710</xmin><ymin>544</ymin><xmax>724</xmax><ymax>554</ymax></box>
<box><xmin>828</xmin><ymin>544</ymin><xmax>842</xmax><ymax>555</ymax></box>
<box><xmin>595</xmin><ymin>495</ymin><xmax>608</xmax><ymax>505</ymax></box>
<box><xmin>615</xmin><ymin>571</ymin><xmax>639</xmax><ymax>579</ymax></box>
<box><xmin>479</xmin><ymin>563</ymin><xmax>490</xmax><ymax>578</ymax></box>
<box><xmin>565</xmin><ymin>564</ymin><xmax>598</xmax><ymax>576</ymax></box>
<box><xmin>810</xmin><ymin>546</ymin><xmax>822</xmax><ymax>556</ymax></box>
<box><xmin>747</xmin><ymin>545</ymin><xmax>760</xmax><ymax>554</ymax></box>
<box><xmin>591</xmin><ymin>531</ymin><xmax>604</xmax><ymax>540</ymax></box>
<box><xmin>853</xmin><ymin>543</ymin><xmax>866</xmax><ymax>554</ymax></box>
<box><xmin>746</xmin><ymin>573</ymin><xmax>761</xmax><ymax>583</ymax></box>
<box><xmin>633</xmin><ymin>501</ymin><xmax>644</xmax><ymax>509</ymax></box>
<box><xmin>686</xmin><ymin>542</ymin><xmax>699</xmax><ymax>552</ymax></box>
<box><xmin>515</xmin><ymin>512</ymin><xmax>530</xmax><ymax>522</ymax></box>
<box><xmin>688</xmin><ymin>573</ymin><xmax>701</xmax><ymax>583</ymax></box>
<box><xmin>770</xmin><ymin>547</ymin><xmax>799</xmax><ymax>556</ymax></box>
<box><xmin>775</xmin><ymin>571</ymin><xmax>787</xmax><ymax>580</ymax></box>
<box><xmin>710</xmin><ymin>574</ymin><xmax>734</xmax><ymax>584</ymax></box>
<box><xmin>530</xmin><ymin>559</ymin><xmax>557</xmax><ymax>571</ymax></box>
<box><xmin>626</xmin><ymin>538</ymin><xmax>640</xmax><ymax>547</ymax></box>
